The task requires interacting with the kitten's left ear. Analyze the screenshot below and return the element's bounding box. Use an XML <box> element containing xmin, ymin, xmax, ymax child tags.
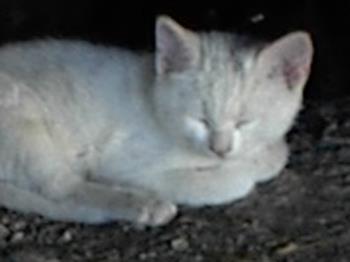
<box><xmin>257</xmin><ymin>32</ymin><xmax>313</xmax><ymax>89</ymax></box>
<box><xmin>155</xmin><ymin>16</ymin><xmax>199</xmax><ymax>75</ymax></box>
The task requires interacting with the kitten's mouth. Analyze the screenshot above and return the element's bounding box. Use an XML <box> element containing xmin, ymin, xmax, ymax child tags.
<box><xmin>195</xmin><ymin>164</ymin><xmax>220</xmax><ymax>172</ymax></box>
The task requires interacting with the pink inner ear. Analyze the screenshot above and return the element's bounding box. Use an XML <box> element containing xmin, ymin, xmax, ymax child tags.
<box><xmin>260</xmin><ymin>32</ymin><xmax>313</xmax><ymax>89</ymax></box>
<box><xmin>159</xmin><ymin>44</ymin><xmax>194</xmax><ymax>74</ymax></box>
<box><xmin>156</xmin><ymin>16</ymin><xmax>200</xmax><ymax>75</ymax></box>
<box><xmin>283</xmin><ymin>57</ymin><xmax>311</xmax><ymax>89</ymax></box>
<box><xmin>156</xmin><ymin>18</ymin><xmax>197</xmax><ymax>74</ymax></box>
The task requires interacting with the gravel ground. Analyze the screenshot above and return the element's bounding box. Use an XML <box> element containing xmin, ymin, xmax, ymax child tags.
<box><xmin>0</xmin><ymin>97</ymin><xmax>349</xmax><ymax>262</ymax></box>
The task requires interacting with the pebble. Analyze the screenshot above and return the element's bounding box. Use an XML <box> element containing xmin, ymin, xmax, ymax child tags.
<box><xmin>171</xmin><ymin>237</ymin><xmax>189</xmax><ymax>251</ymax></box>
<box><xmin>1</xmin><ymin>216</ymin><xmax>10</xmax><ymax>225</ymax></box>
<box><xmin>139</xmin><ymin>251</ymin><xmax>157</xmax><ymax>260</ymax></box>
<box><xmin>276</xmin><ymin>242</ymin><xmax>299</xmax><ymax>255</ymax></box>
<box><xmin>12</xmin><ymin>220</ymin><xmax>27</xmax><ymax>231</ymax></box>
<box><xmin>60</xmin><ymin>230</ymin><xmax>73</xmax><ymax>243</ymax></box>
<box><xmin>11</xmin><ymin>231</ymin><xmax>25</xmax><ymax>243</ymax></box>
<box><xmin>194</xmin><ymin>254</ymin><xmax>204</xmax><ymax>261</ymax></box>
<box><xmin>0</xmin><ymin>224</ymin><xmax>9</xmax><ymax>239</ymax></box>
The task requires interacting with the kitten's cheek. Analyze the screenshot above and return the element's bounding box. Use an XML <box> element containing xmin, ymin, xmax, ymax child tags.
<box><xmin>184</xmin><ymin>118</ymin><xmax>209</xmax><ymax>147</ymax></box>
<box><xmin>190</xmin><ymin>125</ymin><xmax>209</xmax><ymax>146</ymax></box>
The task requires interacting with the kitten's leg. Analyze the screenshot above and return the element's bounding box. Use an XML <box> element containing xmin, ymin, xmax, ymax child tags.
<box><xmin>0</xmin><ymin>120</ymin><xmax>176</xmax><ymax>225</ymax></box>
<box><xmin>54</xmin><ymin>179</ymin><xmax>177</xmax><ymax>225</ymax></box>
<box><xmin>0</xmin><ymin>181</ymin><xmax>176</xmax><ymax>225</ymax></box>
<box><xmin>158</xmin><ymin>165</ymin><xmax>255</xmax><ymax>206</ymax></box>
<box><xmin>0</xmin><ymin>182</ymin><xmax>105</xmax><ymax>223</ymax></box>
<box><xmin>153</xmin><ymin>141</ymin><xmax>288</xmax><ymax>206</ymax></box>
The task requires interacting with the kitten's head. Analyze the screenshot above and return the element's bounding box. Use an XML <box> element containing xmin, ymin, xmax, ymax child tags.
<box><xmin>153</xmin><ymin>16</ymin><xmax>313</xmax><ymax>158</ymax></box>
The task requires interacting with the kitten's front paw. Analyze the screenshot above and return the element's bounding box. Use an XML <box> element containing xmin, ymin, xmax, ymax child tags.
<box><xmin>138</xmin><ymin>199</ymin><xmax>177</xmax><ymax>226</ymax></box>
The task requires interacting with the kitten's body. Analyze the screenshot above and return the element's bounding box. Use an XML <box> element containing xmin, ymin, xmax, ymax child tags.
<box><xmin>0</xmin><ymin>17</ymin><xmax>313</xmax><ymax>225</ymax></box>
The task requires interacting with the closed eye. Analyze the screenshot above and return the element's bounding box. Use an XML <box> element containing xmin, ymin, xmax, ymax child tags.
<box><xmin>236</xmin><ymin>119</ymin><xmax>251</xmax><ymax>129</ymax></box>
<box><xmin>199</xmin><ymin>118</ymin><xmax>210</xmax><ymax>127</ymax></box>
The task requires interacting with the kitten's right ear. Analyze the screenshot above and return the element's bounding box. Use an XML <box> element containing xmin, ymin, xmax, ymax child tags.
<box><xmin>155</xmin><ymin>16</ymin><xmax>199</xmax><ymax>75</ymax></box>
<box><xmin>257</xmin><ymin>32</ymin><xmax>313</xmax><ymax>90</ymax></box>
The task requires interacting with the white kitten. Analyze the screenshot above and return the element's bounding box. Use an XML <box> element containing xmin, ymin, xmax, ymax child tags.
<box><xmin>0</xmin><ymin>16</ymin><xmax>313</xmax><ymax>226</ymax></box>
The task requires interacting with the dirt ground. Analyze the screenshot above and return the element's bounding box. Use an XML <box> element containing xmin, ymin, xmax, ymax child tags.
<box><xmin>0</xmin><ymin>96</ymin><xmax>349</xmax><ymax>262</ymax></box>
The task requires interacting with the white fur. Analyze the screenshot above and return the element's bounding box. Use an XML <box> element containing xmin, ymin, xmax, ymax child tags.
<box><xmin>0</xmin><ymin>16</ymin><xmax>313</xmax><ymax>225</ymax></box>
<box><xmin>184</xmin><ymin>117</ymin><xmax>209</xmax><ymax>149</ymax></box>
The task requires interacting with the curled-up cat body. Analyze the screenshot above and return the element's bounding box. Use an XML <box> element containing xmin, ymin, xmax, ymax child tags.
<box><xmin>0</xmin><ymin>16</ymin><xmax>313</xmax><ymax>226</ymax></box>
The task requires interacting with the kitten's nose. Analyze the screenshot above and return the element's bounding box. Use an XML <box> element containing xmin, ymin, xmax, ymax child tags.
<box><xmin>209</xmin><ymin>131</ymin><xmax>232</xmax><ymax>158</ymax></box>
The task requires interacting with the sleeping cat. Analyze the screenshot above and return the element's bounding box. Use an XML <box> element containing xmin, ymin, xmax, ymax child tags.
<box><xmin>0</xmin><ymin>16</ymin><xmax>313</xmax><ymax>226</ymax></box>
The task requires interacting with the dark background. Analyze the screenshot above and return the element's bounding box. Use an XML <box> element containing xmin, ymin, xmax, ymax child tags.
<box><xmin>0</xmin><ymin>0</ymin><xmax>347</xmax><ymax>101</ymax></box>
